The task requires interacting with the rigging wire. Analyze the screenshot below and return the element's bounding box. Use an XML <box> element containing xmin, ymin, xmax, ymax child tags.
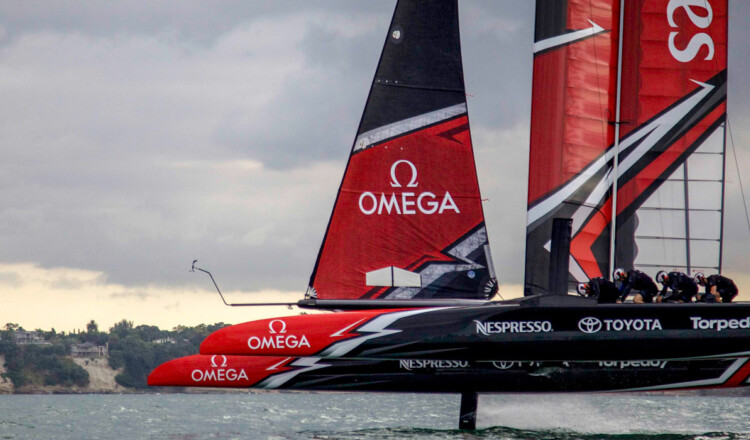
<box><xmin>726</xmin><ymin>119</ymin><xmax>750</xmax><ymax>234</ymax></box>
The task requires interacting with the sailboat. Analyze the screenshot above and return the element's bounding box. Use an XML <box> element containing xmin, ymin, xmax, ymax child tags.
<box><xmin>149</xmin><ymin>0</ymin><xmax>746</xmax><ymax>429</ymax></box>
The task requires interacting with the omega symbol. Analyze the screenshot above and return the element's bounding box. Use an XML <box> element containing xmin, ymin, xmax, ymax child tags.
<box><xmin>268</xmin><ymin>319</ymin><xmax>287</xmax><ymax>334</ymax></box>
<box><xmin>390</xmin><ymin>159</ymin><xmax>418</xmax><ymax>188</ymax></box>
<box><xmin>210</xmin><ymin>355</ymin><xmax>228</xmax><ymax>368</ymax></box>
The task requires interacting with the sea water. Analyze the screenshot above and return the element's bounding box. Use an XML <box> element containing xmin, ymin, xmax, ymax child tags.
<box><xmin>0</xmin><ymin>393</ymin><xmax>748</xmax><ymax>439</ymax></box>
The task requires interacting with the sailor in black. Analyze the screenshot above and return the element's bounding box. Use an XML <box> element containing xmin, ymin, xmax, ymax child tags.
<box><xmin>614</xmin><ymin>268</ymin><xmax>658</xmax><ymax>303</ymax></box>
<box><xmin>577</xmin><ymin>278</ymin><xmax>619</xmax><ymax>304</ymax></box>
<box><xmin>656</xmin><ymin>271</ymin><xmax>698</xmax><ymax>303</ymax></box>
<box><xmin>695</xmin><ymin>273</ymin><xmax>739</xmax><ymax>303</ymax></box>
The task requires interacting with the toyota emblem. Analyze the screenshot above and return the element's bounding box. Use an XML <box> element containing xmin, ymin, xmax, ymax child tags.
<box><xmin>578</xmin><ymin>317</ymin><xmax>602</xmax><ymax>334</ymax></box>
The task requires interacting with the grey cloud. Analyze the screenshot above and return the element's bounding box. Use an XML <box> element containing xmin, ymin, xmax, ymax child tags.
<box><xmin>0</xmin><ymin>1</ymin><xmax>748</xmax><ymax>296</ymax></box>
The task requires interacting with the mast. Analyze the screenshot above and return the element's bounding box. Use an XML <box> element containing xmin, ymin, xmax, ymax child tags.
<box><xmin>608</xmin><ymin>0</ymin><xmax>625</xmax><ymax>280</ymax></box>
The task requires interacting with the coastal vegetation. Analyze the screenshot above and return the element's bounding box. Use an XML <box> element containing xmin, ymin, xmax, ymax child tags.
<box><xmin>0</xmin><ymin>321</ymin><xmax>229</xmax><ymax>391</ymax></box>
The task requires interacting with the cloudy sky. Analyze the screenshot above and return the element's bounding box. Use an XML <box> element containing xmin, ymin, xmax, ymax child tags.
<box><xmin>2</xmin><ymin>1</ymin><xmax>749</xmax><ymax>332</ymax></box>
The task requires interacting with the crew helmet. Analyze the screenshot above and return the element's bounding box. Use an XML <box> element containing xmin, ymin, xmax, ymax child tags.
<box><xmin>693</xmin><ymin>272</ymin><xmax>706</xmax><ymax>284</ymax></box>
<box><xmin>613</xmin><ymin>268</ymin><xmax>626</xmax><ymax>281</ymax></box>
<box><xmin>656</xmin><ymin>270</ymin><xmax>669</xmax><ymax>284</ymax></box>
<box><xmin>577</xmin><ymin>283</ymin><xmax>589</xmax><ymax>296</ymax></box>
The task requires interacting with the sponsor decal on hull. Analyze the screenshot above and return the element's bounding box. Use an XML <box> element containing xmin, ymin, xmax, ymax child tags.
<box><xmin>247</xmin><ymin>319</ymin><xmax>311</xmax><ymax>350</ymax></box>
<box><xmin>491</xmin><ymin>361</ymin><xmax>545</xmax><ymax>370</ymax></box>
<box><xmin>599</xmin><ymin>360</ymin><xmax>668</xmax><ymax>369</ymax></box>
<box><xmin>192</xmin><ymin>367</ymin><xmax>249</xmax><ymax>382</ymax></box>
<box><xmin>691</xmin><ymin>317</ymin><xmax>750</xmax><ymax>331</ymax></box>
<box><xmin>399</xmin><ymin>360</ymin><xmax>470</xmax><ymax>371</ymax></box>
<box><xmin>578</xmin><ymin>317</ymin><xmax>662</xmax><ymax>333</ymax></box>
<box><xmin>474</xmin><ymin>320</ymin><xmax>553</xmax><ymax>335</ymax></box>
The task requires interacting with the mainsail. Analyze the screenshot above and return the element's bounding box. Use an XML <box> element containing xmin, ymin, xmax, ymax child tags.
<box><xmin>525</xmin><ymin>0</ymin><xmax>727</xmax><ymax>294</ymax></box>
<box><xmin>307</xmin><ymin>0</ymin><xmax>496</xmax><ymax>301</ymax></box>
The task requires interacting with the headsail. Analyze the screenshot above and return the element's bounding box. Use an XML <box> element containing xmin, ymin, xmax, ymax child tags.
<box><xmin>525</xmin><ymin>0</ymin><xmax>727</xmax><ymax>294</ymax></box>
<box><xmin>308</xmin><ymin>0</ymin><xmax>496</xmax><ymax>301</ymax></box>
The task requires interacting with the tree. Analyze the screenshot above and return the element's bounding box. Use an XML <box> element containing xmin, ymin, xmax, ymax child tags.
<box><xmin>109</xmin><ymin>319</ymin><xmax>133</xmax><ymax>339</ymax></box>
<box><xmin>86</xmin><ymin>320</ymin><xmax>98</xmax><ymax>334</ymax></box>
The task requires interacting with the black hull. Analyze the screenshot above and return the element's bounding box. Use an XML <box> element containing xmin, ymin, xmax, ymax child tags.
<box><xmin>253</xmin><ymin>357</ymin><xmax>750</xmax><ymax>393</ymax></box>
<box><xmin>308</xmin><ymin>297</ymin><xmax>750</xmax><ymax>362</ymax></box>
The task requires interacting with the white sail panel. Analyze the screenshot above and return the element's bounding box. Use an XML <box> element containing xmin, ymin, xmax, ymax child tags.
<box><xmin>634</xmin><ymin>127</ymin><xmax>725</xmax><ymax>276</ymax></box>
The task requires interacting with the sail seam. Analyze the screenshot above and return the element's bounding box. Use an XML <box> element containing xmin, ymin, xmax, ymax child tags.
<box><xmin>373</xmin><ymin>80</ymin><xmax>464</xmax><ymax>93</ymax></box>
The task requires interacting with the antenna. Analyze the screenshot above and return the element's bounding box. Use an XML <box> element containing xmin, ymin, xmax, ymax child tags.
<box><xmin>190</xmin><ymin>260</ymin><xmax>296</xmax><ymax>308</ymax></box>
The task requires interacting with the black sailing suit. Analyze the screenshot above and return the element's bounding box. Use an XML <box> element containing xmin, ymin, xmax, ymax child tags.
<box><xmin>587</xmin><ymin>277</ymin><xmax>619</xmax><ymax>304</ymax></box>
<box><xmin>659</xmin><ymin>271</ymin><xmax>698</xmax><ymax>303</ymax></box>
<box><xmin>618</xmin><ymin>270</ymin><xmax>658</xmax><ymax>303</ymax></box>
<box><xmin>706</xmin><ymin>274</ymin><xmax>739</xmax><ymax>303</ymax></box>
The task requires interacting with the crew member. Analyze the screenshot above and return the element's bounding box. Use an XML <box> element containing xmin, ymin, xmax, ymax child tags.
<box><xmin>656</xmin><ymin>270</ymin><xmax>698</xmax><ymax>303</ymax></box>
<box><xmin>695</xmin><ymin>273</ymin><xmax>739</xmax><ymax>303</ymax></box>
<box><xmin>614</xmin><ymin>268</ymin><xmax>659</xmax><ymax>303</ymax></box>
<box><xmin>577</xmin><ymin>278</ymin><xmax>619</xmax><ymax>304</ymax></box>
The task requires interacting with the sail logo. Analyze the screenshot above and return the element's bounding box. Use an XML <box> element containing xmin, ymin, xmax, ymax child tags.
<box><xmin>399</xmin><ymin>360</ymin><xmax>469</xmax><ymax>371</ymax></box>
<box><xmin>389</xmin><ymin>160</ymin><xmax>418</xmax><ymax>188</ymax></box>
<box><xmin>667</xmin><ymin>0</ymin><xmax>715</xmax><ymax>63</ymax></box>
<box><xmin>358</xmin><ymin>159</ymin><xmax>460</xmax><ymax>215</ymax></box>
<box><xmin>192</xmin><ymin>357</ymin><xmax>249</xmax><ymax>382</ymax></box>
<box><xmin>247</xmin><ymin>319</ymin><xmax>311</xmax><ymax>350</ymax></box>
<box><xmin>690</xmin><ymin>316</ymin><xmax>750</xmax><ymax>331</ymax></box>
<box><xmin>474</xmin><ymin>320</ymin><xmax>553</xmax><ymax>335</ymax></box>
<box><xmin>578</xmin><ymin>317</ymin><xmax>663</xmax><ymax>333</ymax></box>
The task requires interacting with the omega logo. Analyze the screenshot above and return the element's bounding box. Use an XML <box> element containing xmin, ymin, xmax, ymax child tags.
<box><xmin>210</xmin><ymin>355</ymin><xmax>228</xmax><ymax>368</ymax></box>
<box><xmin>390</xmin><ymin>159</ymin><xmax>418</xmax><ymax>188</ymax></box>
<box><xmin>248</xmin><ymin>319</ymin><xmax>310</xmax><ymax>351</ymax></box>
<box><xmin>268</xmin><ymin>319</ymin><xmax>287</xmax><ymax>334</ymax></box>
<box><xmin>358</xmin><ymin>159</ymin><xmax>459</xmax><ymax>215</ymax></box>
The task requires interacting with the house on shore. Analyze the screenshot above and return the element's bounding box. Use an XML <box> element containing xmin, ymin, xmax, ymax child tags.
<box><xmin>71</xmin><ymin>342</ymin><xmax>108</xmax><ymax>357</ymax></box>
<box><xmin>13</xmin><ymin>330</ymin><xmax>50</xmax><ymax>345</ymax></box>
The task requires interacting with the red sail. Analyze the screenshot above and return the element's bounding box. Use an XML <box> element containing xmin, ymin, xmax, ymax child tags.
<box><xmin>308</xmin><ymin>0</ymin><xmax>496</xmax><ymax>301</ymax></box>
<box><xmin>525</xmin><ymin>0</ymin><xmax>620</xmax><ymax>294</ymax></box>
<box><xmin>614</xmin><ymin>0</ymin><xmax>727</xmax><ymax>275</ymax></box>
<box><xmin>525</xmin><ymin>0</ymin><xmax>727</xmax><ymax>294</ymax></box>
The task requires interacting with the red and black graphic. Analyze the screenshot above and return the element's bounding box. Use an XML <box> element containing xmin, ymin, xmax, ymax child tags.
<box><xmin>199</xmin><ymin>309</ymin><xmax>429</xmax><ymax>358</ymax></box>
<box><xmin>147</xmin><ymin>354</ymin><xmax>295</xmax><ymax>388</ymax></box>
<box><xmin>308</xmin><ymin>0</ymin><xmax>495</xmax><ymax>300</ymax></box>
<box><xmin>525</xmin><ymin>0</ymin><xmax>727</xmax><ymax>294</ymax></box>
<box><xmin>148</xmin><ymin>353</ymin><xmax>750</xmax><ymax>393</ymax></box>
<box><xmin>199</xmin><ymin>297</ymin><xmax>750</xmax><ymax>364</ymax></box>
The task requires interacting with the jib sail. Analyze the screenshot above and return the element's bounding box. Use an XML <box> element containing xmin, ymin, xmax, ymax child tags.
<box><xmin>525</xmin><ymin>0</ymin><xmax>727</xmax><ymax>294</ymax></box>
<box><xmin>307</xmin><ymin>0</ymin><xmax>496</xmax><ymax>301</ymax></box>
